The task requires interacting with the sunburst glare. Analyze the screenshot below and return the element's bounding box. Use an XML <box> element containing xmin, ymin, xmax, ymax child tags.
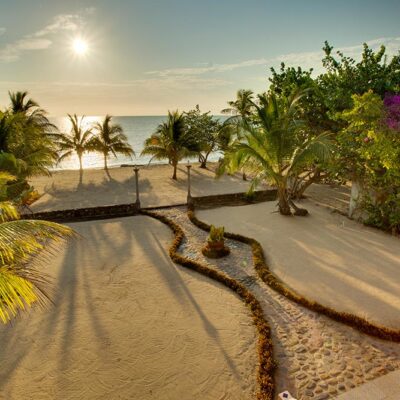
<box><xmin>72</xmin><ymin>38</ymin><xmax>89</xmax><ymax>56</ymax></box>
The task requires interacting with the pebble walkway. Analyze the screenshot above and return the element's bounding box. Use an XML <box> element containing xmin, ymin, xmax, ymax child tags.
<box><xmin>158</xmin><ymin>207</ymin><xmax>400</xmax><ymax>400</ymax></box>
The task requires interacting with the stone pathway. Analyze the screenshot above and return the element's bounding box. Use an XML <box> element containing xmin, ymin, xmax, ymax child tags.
<box><xmin>334</xmin><ymin>370</ymin><xmax>400</xmax><ymax>400</ymax></box>
<box><xmin>158</xmin><ymin>207</ymin><xmax>400</xmax><ymax>399</ymax></box>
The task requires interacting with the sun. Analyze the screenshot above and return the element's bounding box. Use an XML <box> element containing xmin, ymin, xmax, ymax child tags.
<box><xmin>72</xmin><ymin>38</ymin><xmax>88</xmax><ymax>55</ymax></box>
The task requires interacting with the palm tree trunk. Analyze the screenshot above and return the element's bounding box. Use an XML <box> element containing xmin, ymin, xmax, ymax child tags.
<box><xmin>172</xmin><ymin>162</ymin><xmax>178</xmax><ymax>180</ymax></box>
<box><xmin>104</xmin><ymin>154</ymin><xmax>108</xmax><ymax>171</ymax></box>
<box><xmin>277</xmin><ymin>187</ymin><xmax>291</xmax><ymax>215</ymax></box>
<box><xmin>78</xmin><ymin>154</ymin><xmax>83</xmax><ymax>172</ymax></box>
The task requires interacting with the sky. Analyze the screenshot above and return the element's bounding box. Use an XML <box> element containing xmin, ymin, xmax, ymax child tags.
<box><xmin>0</xmin><ymin>0</ymin><xmax>399</xmax><ymax>116</ymax></box>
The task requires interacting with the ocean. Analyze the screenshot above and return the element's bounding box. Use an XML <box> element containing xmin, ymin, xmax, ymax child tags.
<box><xmin>50</xmin><ymin>115</ymin><xmax>227</xmax><ymax>170</ymax></box>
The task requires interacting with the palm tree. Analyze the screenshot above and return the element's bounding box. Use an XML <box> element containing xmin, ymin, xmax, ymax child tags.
<box><xmin>0</xmin><ymin>111</ymin><xmax>57</xmax><ymax>198</ymax></box>
<box><xmin>9</xmin><ymin>91</ymin><xmax>39</xmax><ymax>114</ymax></box>
<box><xmin>91</xmin><ymin>115</ymin><xmax>134</xmax><ymax>173</ymax></box>
<box><xmin>221</xmin><ymin>90</ymin><xmax>255</xmax><ymax>180</ymax></box>
<box><xmin>9</xmin><ymin>91</ymin><xmax>57</xmax><ymax>133</ymax></box>
<box><xmin>221</xmin><ymin>89</ymin><xmax>255</xmax><ymax>122</ymax></box>
<box><xmin>54</xmin><ymin>114</ymin><xmax>93</xmax><ymax>174</ymax></box>
<box><xmin>141</xmin><ymin>111</ymin><xmax>197</xmax><ymax>180</ymax></box>
<box><xmin>222</xmin><ymin>90</ymin><xmax>331</xmax><ymax>215</ymax></box>
<box><xmin>0</xmin><ymin>169</ymin><xmax>74</xmax><ymax>323</ymax></box>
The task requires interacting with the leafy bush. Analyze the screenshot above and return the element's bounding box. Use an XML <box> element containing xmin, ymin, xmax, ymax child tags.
<box><xmin>363</xmin><ymin>194</ymin><xmax>400</xmax><ymax>235</ymax></box>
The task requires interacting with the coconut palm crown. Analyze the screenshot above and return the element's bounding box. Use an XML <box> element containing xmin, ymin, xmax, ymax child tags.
<box><xmin>54</xmin><ymin>114</ymin><xmax>93</xmax><ymax>173</ymax></box>
<box><xmin>141</xmin><ymin>110</ymin><xmax>198</xmax><ymax>180</ymax></box>
<box><xmin>90</xmin><ymin>115</ymin><xmax>135</xmax><ymax>172</ymax></box>
<box><xmin>221</xmin><ymin>90</ymin><xmax>331</xmax><ymax>215</ymax></box>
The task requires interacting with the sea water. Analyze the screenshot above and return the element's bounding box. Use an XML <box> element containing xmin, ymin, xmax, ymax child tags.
<box><xmin>50</xmin><ymin>115</ymin><xmax>227</xmax><ymax>170</ymax></box>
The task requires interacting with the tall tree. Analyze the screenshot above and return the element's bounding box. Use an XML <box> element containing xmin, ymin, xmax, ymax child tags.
<box><xmin>54</xmin><ymin>114</ymin><xmax>93</xmax><ymax>174</ymax></box>
<box><xmin>141</xmin><ymin>111</ymin><xmax>197</xmax><ymax>180</ymax></box>
<box><xmin>184</xmin><ymin>105</ymin><xmax>221</xmax><ymax>168</ymax></box>
<box><xmin>91</xmin><ymin>115</ymin><xmax>134</xmax><ymax>173</ymax></box>
<box><xmin>319</xmin><ymin>41</ymin><xmax>400</xmax><ymax>116</ymax></box>
<box><xmin>221</xmin><ymin>91</ymin><xmax>331</xmax><ymax>215</ymax></box>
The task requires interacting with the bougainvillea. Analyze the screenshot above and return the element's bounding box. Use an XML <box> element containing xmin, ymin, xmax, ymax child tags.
<box><xmin>384</xmin><ymin>94</ymin><xmax>400</xmax><ymax>131</ymax></box>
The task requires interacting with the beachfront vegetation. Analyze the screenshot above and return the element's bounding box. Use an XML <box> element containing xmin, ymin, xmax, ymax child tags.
<box><xmin>0</xmin><ymin>170</ymin><xmax>74</xmax><ymax>323</ymax></box>
<box><xmin>219</xmin><ymin>41</ymin><xmax>400</xmax><ymax>228</ymax></box>
<box><xmin>0</xmin><ymin>91</ymin><xmax>57</xmax><ymax>200</ymax></box>
<box><xmin>184</xmin><ymin>105</ymin><xmax>232</xmax><ymax>168</ymax></box>
<box><xmin>90</xmin><ymin>115</ymin><xmax>135</xmax><ymax>173</ymax></box>
<box><xmin>220</xmin><ymin>90</ymin><xmax>331</xmax><ymax>215</ymax></box>
<box><xmin>55</xmin><ymin>114</ymin><xmax>93</xmax><ymax>174</ymax></box>
<box><xmin>141</xmin><ymin>110</ymin><xmax>198</xmax><ymax>179</ymax></box>
<box><xmin>221</xmin><ymin>89</ymin><xmax>255</xmax><ymax>122</ymax></box>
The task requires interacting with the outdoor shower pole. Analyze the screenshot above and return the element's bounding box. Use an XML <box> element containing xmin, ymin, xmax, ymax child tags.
<box><xmin>134</xmin><ymin>166</ymin><xmax>141</xmax><ymax>209</ymax></box>
<box><xmin>186</xmin><ymin>163</ymin><xmax>193</xmax><ymax>207</ymax></box>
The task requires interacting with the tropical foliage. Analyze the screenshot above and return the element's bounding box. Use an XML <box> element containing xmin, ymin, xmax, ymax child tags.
<box><xmin>90</xmin><ymin>115</ymin><xmax>134</xmax><ymax>172</ymax></box>
<box><xmin>141</xmin><ymin>110</ymin><xmax>197</xmax><ymax>179</ymax></box>
<box><xmin>54</xmin><ymin>114</ymin><xmax>93</xmax><ymax>173</ymax></box>
<box><xmin>184</xmin><ymin>105</ymin><xmax>224</xmax><ymax>168</ymax></box>
<box><xmin>336</xmin><ymin>91</ymin><xmax>400</xmax><ymax>232</ymax></box>
<box><xmin>0</xmin><ymin>92</ymin><xmax>58</xmax><ymax>199</ymax></box>
<box><xmin>220</xmin><ymin>90</ymin><xmax>331</xmax><ymax>215</ymax></box>
<box><xmin>0</xmin><ymin>169</ymin><xmax>74</xmax><ymax>323</ymax></box>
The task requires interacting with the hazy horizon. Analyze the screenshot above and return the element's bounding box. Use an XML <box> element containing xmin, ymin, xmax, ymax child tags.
<box><xmin>1</xmin><ymin>0</ymin><xmax>399</xmax><ymax>116</ymax></box>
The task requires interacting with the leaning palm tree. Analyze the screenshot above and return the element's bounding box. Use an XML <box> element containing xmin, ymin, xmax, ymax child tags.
<box><xmin>141</xmin><ymin>110</ymin><xmax>197</xmax><ymax>180</ymax></box>
<box><xmin>90</xmin><ymin>115</ymin><xmax>134</xmax><ymax>173</ymax></box>
<box><xmin>0</xmin><ymin>168</ymin><xmax>74</xmax><ymax>323</ymax></box>
<box><xmin>221</xmin><ymin>90</ymin><xmax>331</xmax><ymax>215</ymax></box>
<box><xmin>54</xmin><ymin>114</ymin><xmax>93</xmax><ymax>173</ymax></box>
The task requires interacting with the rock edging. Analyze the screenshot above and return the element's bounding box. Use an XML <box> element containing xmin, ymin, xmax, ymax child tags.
<box><xmin>187</xmin><ymin>209</ymin><xmax>400</xmax><ymax>342</ymax></box>
<box><xmin>140</xmin><ymin>209</ymin><xmax>275</xmax><ymax>400</ymax></box>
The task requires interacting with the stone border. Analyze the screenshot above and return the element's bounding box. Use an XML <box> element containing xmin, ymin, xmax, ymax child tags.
<box><xmin>140</xmin><ymin>209</ymin><xmax>275</xmax><ymax>400</ymax></box>
<box><xmin>191</xmin><ymin>189</ymin><xmax>277</xmax><ymax>208</ymax></box>
<box><xmin>188</xmin><ymin>208</ymin><xmax>400</xmax><ymax>342</ymax></box>
<box><xmin>21</xmin><ymin>203</ymin><xmax>139</xmax><ymax>223</ymax></box>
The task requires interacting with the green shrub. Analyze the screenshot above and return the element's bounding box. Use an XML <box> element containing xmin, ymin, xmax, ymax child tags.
<box><xmin>363</xmin><ymin>194</ymin><xmax>400</xmax><ymax>235</ymax></box>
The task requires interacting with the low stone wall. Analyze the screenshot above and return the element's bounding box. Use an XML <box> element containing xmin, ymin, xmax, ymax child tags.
<box><xmin>22</xmin><ymin>203</ymin><xmax>139</xmax><ymax>223</ymax></box>
<box><xmin>22</xmin><ymin>189</ymin><xmax>277</xmax><ymax>222</ymax></box>
<box><xmin>191</xmin><ymin>189</ymin><xmax>277</xmax><ymax>209</ymax></box>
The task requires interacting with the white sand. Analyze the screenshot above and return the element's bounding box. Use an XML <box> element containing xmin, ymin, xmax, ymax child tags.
<box><xmin>0</xmin><ymin>216</ymin><xmax>256</xmax><ymax>399</ymax></box>
<box><xmin>198</xmin><ymin>201</ymin><xmax>400</xmax><ymax>329</ymax></box>
<box><xmin>30</xmin><ymin>163</ymin><xmax>258</xmax><ymax>212</ymax></box>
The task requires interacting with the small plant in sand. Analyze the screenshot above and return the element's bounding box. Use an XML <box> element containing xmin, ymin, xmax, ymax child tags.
<box><xmin>202</xmin><ymin>225</ymin><xmax>230</xmax><ymax>258</ymax></box>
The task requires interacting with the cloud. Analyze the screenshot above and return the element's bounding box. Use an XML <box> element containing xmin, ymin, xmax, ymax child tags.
<box><xmin>0</xmin><ymin>28</ymin><xmax>5</xmax><ymax>36</ymax></box>
<box><xmin>147</xmin><ymin>36</ymin><xmax>400</xmax><ymax>78</ymax></box>
<box><xmin>0</xmin><ymin>10</ymin><xmax>93</xmax><ymax>62</ymax></box>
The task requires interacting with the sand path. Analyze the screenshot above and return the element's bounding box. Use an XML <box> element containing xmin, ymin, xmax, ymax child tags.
<box><xmin>29</xmin><ymin>163</ymin><xmax>257</xmax><ymax>212</ymax></box>
<box><xmin>198</xmin><ymin>201</ymin><xmax>400</xmax><ymax>329</ymax></box>
<box><xmin>0</xmin><ymin>216</ymin><xmax>256</xmax><ymax>400</ymax></box>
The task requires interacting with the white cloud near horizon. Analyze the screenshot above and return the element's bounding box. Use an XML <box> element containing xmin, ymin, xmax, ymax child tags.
<box><xmin>147</xmin><ymin>36</ymin><xmax>400</xmax><ymax>78</ymax></box>
<box><xmin>0</xmin><ymin>11</ymin><xmax>92</xmax><ymax>62</ymax></box>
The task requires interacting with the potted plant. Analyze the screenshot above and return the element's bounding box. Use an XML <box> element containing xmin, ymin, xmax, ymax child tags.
<box><xmin>202</xmin><ymin>225</ymin><xmax>230</xmax><ymax>258</ymax></box>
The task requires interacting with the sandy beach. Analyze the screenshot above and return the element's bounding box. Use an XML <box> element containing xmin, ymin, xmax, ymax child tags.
<box><xmin>198</xmin><ymin>201</ymin><xmax>400</xmax><ymax>329</ymax></box>
<box><xmin>29</xmin><ymin>163</ymin><xmax>260</xmax><ymax>212</ymax></box>
<box><xmin>0</xmin><ymin>216</ymin><xmax>256</xmax><ymax>399</ymax></box>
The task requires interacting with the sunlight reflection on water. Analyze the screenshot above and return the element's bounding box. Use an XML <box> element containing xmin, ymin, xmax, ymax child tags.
<box><xmin>50</xmin><ymin>115</ymin><xmax>225</xmax><ymax>170</ymax></box>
